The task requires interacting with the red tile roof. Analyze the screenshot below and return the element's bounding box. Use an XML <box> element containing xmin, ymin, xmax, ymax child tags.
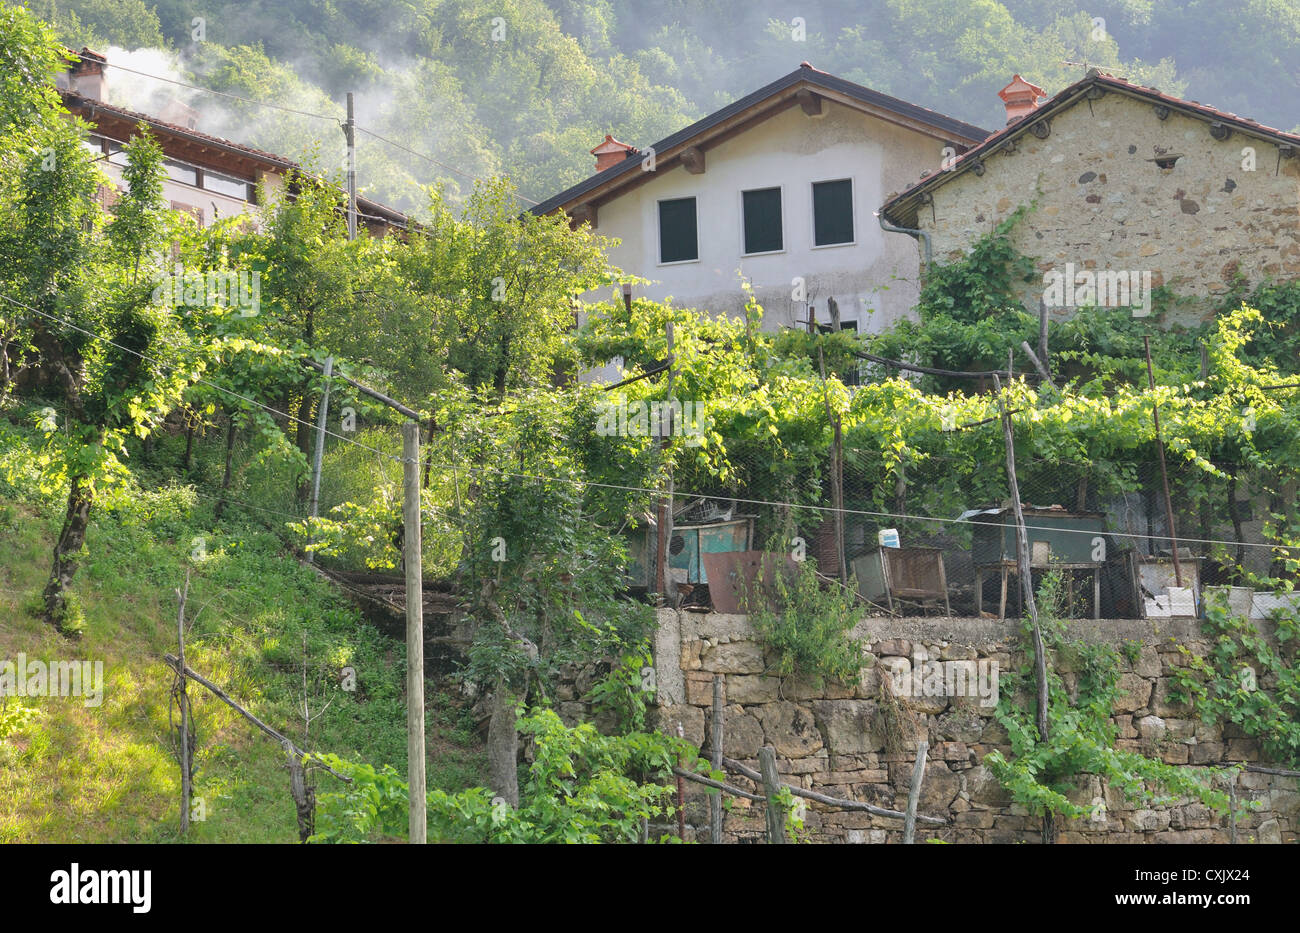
<box><xmin>61</xmin><ymin>89</ymin><xmax>409</xmax><ymax>226</ymax></box>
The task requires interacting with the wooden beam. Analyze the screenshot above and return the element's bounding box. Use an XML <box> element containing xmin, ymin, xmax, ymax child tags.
<box><xmin>681</xmin><ymin>145</ymin><xmax>705</xmax><ymax>174</ymax></box>
<box><xmin>722</xmin><ymin>756</ymin><xmax>948</xmax><ymax>824</ymax></box>
<box><xmin>796</xmin><ymin>88</ymin><xmax>823</xmax><ymax>116</ymax></box>
<box><xmin>759</xmin><ymin>747</ymin><xmax>789</xmax><ymax>844</ymax></box>
<box><xmin>569</xmin><ymin>202</ymin><xmax>596</xmax><ymax>229</ymax></box>
<box><xmin>903</xmin><ymin>740</ymin><xmax>929</xmax><ymax>844</ymax></box>
<box><xmin>162</xmin><ymin>654</ymin><xmax>351</xmax><ymax>783</ymax></box>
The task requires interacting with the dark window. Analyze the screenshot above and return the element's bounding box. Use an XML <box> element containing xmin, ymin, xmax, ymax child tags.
<box><xmin>658</xmin><ymin>197</ymin><xmax>698</xmax><ymax>263</ymax></box>
<box><xmin>742</xmin><ymin>187</ymin><xmax>782</xmax><ymax>254</ymax></box>
<box><xmin>812</xmin><ymin>179</ymin><xmax>854</xmax><ymax>246</ymax></box>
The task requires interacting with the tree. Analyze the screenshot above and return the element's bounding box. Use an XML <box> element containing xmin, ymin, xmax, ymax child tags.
<box><xmin>0</xmin><ymin>10</ymin><xmax>205</xmax><ymax>630</ymax></box>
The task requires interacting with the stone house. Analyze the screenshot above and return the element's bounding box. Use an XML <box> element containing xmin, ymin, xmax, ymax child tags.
<box><xmin>878</xmin><ymin>71</ymin><xmax>1300</xmax><ymax>325</ymax></box>
<box><xmin>532</xmin><ymin>63</ymin><xmax>988</xmax><ymax>338</ymax></box>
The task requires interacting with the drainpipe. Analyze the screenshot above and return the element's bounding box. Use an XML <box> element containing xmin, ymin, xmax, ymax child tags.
<box><xmin>877</xmin><ymin>211</ymin><xmax>932</xmax><ymax>275</ymax></box>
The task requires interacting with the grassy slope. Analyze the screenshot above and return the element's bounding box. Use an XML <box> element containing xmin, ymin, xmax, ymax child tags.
<box><xmin>0</xmin><ymin>413</ymin><xmax>485</xmax><ymax>843</ymax></box>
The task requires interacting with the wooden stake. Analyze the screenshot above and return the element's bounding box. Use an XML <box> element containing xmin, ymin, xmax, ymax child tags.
<box><xmin>722</xmin><ymin>756</ymin><xmax>947</xmax><ymax>824</ymax></box>
<box><xmin>1020</xmin><ymin>341</ymin><xmax>1057</xmax><ymax>390</ymax></box>
<box><xmin>176</xmin><ymin>570</ymin><xmax>191</xmax><ymax>836</ymax></box>
<box><xmin>655</xmin><ymin>321</ymin><xmax>675</xmax><ymax>600</ymax></box>
<box><xmin>1037</xmin><ymin>299</ymin><xmax>1050</xmax><ymax>374</ymax></box>
<box><xmin>401</xmin><ymin>420</ymin><xmax>427</xmax><ymax>843</ymax></box>
<box><xmin>818</xmin><ymin>346</ymin><xmax>847</xmax><ymax>584</ymax></box>
<box><xmin>163</xmin><ymin>654</ymin><xmax>351</xmax><ymax>782</ymax></box>
<box><xmin>1143</xmin><ymin>335</ymin><xmax>1183</xmax><ymax>587</ymax></box>
<box><xmin>710</xmin><ymin>674</ymin><xmax>724</xmax><ymax>844</ymax></box>
<box><xmin>993</xmin><ymin>370</ymin><xmax>1054</xmax><ymax>843</ymax></box>
<box><xmin>1228</xmin><ymin>774</ymin><xmax>1238</xmax><ymax>844</ymax></box>
<box><xmin>759</xmin><ymin>746</ymin><xmax>789</xmax><ymax>844</ymax></box>
<box><xmin>903</xmin><ymin>739</ymin><xmax>928</xmax><ymax>844</ymax></box>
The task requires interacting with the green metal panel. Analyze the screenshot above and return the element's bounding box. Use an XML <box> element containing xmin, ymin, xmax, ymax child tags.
<box><xmin>625</xmin><ymin>518</ymin><xmax>753</xmax><ymax>586</ymax></box>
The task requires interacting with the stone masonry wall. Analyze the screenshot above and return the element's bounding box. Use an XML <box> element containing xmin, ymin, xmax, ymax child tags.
<box><xmin>644</xmin><ymin>610</ymin><xmax>1298</xmax><ymax>844</ymax></box>
<box><xmin>914</xmin><ymin>90</ymin><xmax>1300</xmax><ymax>326</ymax></box>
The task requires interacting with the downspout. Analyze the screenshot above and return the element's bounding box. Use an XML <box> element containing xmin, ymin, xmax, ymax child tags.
<box><xmin>877</xmin><ymin>211</ymin><xmax>932</xmax><ymax>275</ymax></box>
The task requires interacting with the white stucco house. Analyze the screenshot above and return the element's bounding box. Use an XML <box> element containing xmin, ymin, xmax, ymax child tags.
<box><xmin>56</xmin><ymin>48</ymin><xmax>406</xmax><ymax>235</ymax></box>
<box><xmin>532</xmin><ymin>63</ymin><xmax>990</xmax><ymax>339</ymax></box>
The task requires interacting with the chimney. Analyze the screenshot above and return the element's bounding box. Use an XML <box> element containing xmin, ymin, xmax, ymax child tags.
<box><xmin>160</xmin><ymin>98</ymin><xmax>199</xmax><ymax>130</ymax></box>
<box><xmin>998</xmin><ymin>74</ymin><xmax>1046</xmax><ymax>125</ymax></box>
<box><xmin>64</xmin><ymin>47</ymin><xmax>108</xmax><ymax>101</ymax></box>
<box><xmin>590</xmin><ymin>134</ymin><xmax>635</xmax><ymax>173</ymax></box>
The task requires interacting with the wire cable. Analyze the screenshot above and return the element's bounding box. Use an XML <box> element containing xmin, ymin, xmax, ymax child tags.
<box><xmin>428</xmin><ymin>456</ymin><xmax>1300</xmax><ymax>555</ymax></box>
<box><xmin>353</xmin><ymin>126</ymin><xmax>540</xmax><ymax>206</ymax></box>
<box><xmin>0</xmin><ymin>292</ymin><xmax>401</xmax><ymax>462</ymax></box>
<box><xmin>86</xmin><ymin>57</ymin><xmax>339</xmax><ymax>123</ymax></box>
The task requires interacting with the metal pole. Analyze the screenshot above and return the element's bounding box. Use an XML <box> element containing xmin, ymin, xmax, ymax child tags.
<box><xmin>345</xmin><ymin>92</ymin><xmax>357</xmax><ymax>241</ymax></box>
<box><xmin>402</xmin><ymin>421</ymin><xmax>426</xmax><ymax>843</ymax></box>
<box><xmin>306</xmin><ymin>356</ymin><xmax>333</xmax><ymax>564</ymax></box>
<box><xmin>1143</xmin><ymin>335</ymin><xmax>1183</xmax><ymax>586</ymax></box>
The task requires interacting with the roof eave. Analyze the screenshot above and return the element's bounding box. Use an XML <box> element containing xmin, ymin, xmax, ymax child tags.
<box><xmin>531</xmin><ymin>68</ymin><xmax>991</xmax><ymax>218</ymax></box>
<box><xmin>880</xmin><ymin>73</ymin><xmax>1300</xmax><ymax>226</ymax></box>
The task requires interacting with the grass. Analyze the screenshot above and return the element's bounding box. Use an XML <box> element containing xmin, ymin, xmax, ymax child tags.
<box><xmin>0</xmin><ymin>410</ymin><xmax>486</xmax><ymax>843</ymax></box>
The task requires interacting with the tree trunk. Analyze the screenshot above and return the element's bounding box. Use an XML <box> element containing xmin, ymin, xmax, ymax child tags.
<box><xmin>295</xmin><ymin>391</ymin><xmax>316</xmax><ymax>503</ymax></box>
<box><xmin>182</xmin><ymin>421</ymin><xmax>195</xmax><ymax>472</ymax></box>
<box><xmin>42</xmin><ymin>474</ymin><xmax>94</xmax><ymax>632</ymax></box>
<box><xmin>1228</xmin><ymin>474</ymin><xmax>1246</xmax><ymax>579</ymax></box>
<box><xmin>215</xmin><ymin>412</ymin><xmax>238</xmax><ymax>521</ymax></box>
<box><xmin>486</xmin><ymin>676</ymin><xmax>520</xmax><ymax>807</ymax></box>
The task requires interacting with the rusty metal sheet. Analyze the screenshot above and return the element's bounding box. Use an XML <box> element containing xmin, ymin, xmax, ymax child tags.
<box><xmin>701</xmin><ymin>550</ymin><xmax>799</xmax><ymax>613</ymax></box>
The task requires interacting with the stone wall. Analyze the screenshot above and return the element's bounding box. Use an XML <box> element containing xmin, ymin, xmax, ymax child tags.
<box><xmin>913</xmin><ymin>90</ymin><xmax>1300</xmax><ymax>325</ymax></box>
<box><xmin>647</xmin><ymin>610</ymin><xmax>1298</xmax><ymax>844</ymax></box>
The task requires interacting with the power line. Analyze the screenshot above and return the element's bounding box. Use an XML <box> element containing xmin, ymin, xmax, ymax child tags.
<box><xmin>89</xmin><ymin>57</ymin><xmax>339</xmax><ymax>123</ymax></box>
<box><xmin>0</xmin><ymin>292</ymin><xmax>401</xmax><ymax>463</ymax></box>
<box><xmin>353</xmin><ymin>126</ymin><xmax>540</xmax><ymax>207</ymax></box>
<box><xmin>432</xmin><ymin>456</ymin><xmax>1300</xmax><ymax>554</ymax></box>
<box><xmin>85</xmin><ymin>55</ymin><xmax>542</xmax><ymax>207</ymax></box>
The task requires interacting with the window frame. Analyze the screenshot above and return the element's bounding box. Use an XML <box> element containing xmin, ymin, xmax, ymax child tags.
<box><xmin>810</xmin><ymin>176</ymin><xmax>857</xmax><ymax>249</ymax></box>
<box><xmin>739</xmin><ymin>184</ymin><xmax>786</xmax><ymax>257</ymax></box>
<box><xmin>656</xmin><ymin>195</ymin><xmax>700</xmax><ymax>266</ymax></box>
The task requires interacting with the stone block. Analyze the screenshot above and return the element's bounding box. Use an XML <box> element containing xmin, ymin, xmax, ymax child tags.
<box><xmin>876</xmin><ymin>639</ymin><xmax>912</xmax><ymax>657</ymax></box>
<box><xmin>700</xmin><ymin>640</ymin><xmax>766</xmax><ymax>675</ymax></box>
<box><xmin>1112</xmin><ymin>672</ymin><xmax>1152</xmax><ymax>713</ymax></box>
<box><xmin>812</xmin><ymin>699</ymin><xmax>884</xmax><ymax>755</ymax></box>
<box><xmin>755</xmin><ymin>702</ymin><xmax>823</xmax><ymax>757</ymax></box>
<box><xmin>726</xmin><ymin>674</ymin><xmax>781</xmax><ymax>705</ymax></box>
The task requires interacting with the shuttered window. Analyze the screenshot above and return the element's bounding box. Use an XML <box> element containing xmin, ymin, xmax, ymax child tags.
<box><xmin>812</xmin><ymin>179</ymin><xmax>854</xmax><ymax>246</ymax></box>
<box><xmin>742</xmin><ymin>187</ymin><xmax>782</xmax><ymax>254</ymax></box>
<box><xmin>658</xmin><ymin>197</ymin><xmax>698</xmax><ymax>263</ymax></box>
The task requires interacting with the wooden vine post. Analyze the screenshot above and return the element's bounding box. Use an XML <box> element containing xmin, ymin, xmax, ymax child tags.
<box><xmin>993</xmin><ymin>366</ymin><xmax>1055</xmax><ymax>844</ymax></box>
<box><xmin>759</xmin><ymin>745</ymin><xmax>789</xmax><ymax>844</ymax></box>
<box><xmin>817</xmin><ymin>345</ymin><xmax>848</xmax><ymax>584</ymax></box>
<box><xmin>903</xmin><ymin>740</ymin><xmax>929</xmax><ymax>844</ymax></box>
<box><xmin>176</xmin><ymin>571</ymin><xmax>192</xmax><ymax>836</ymax></box>
<box><xmin>710</xmin><ymin>674</ymin><xmax>724</xmax><ymax>844</ymax></box>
